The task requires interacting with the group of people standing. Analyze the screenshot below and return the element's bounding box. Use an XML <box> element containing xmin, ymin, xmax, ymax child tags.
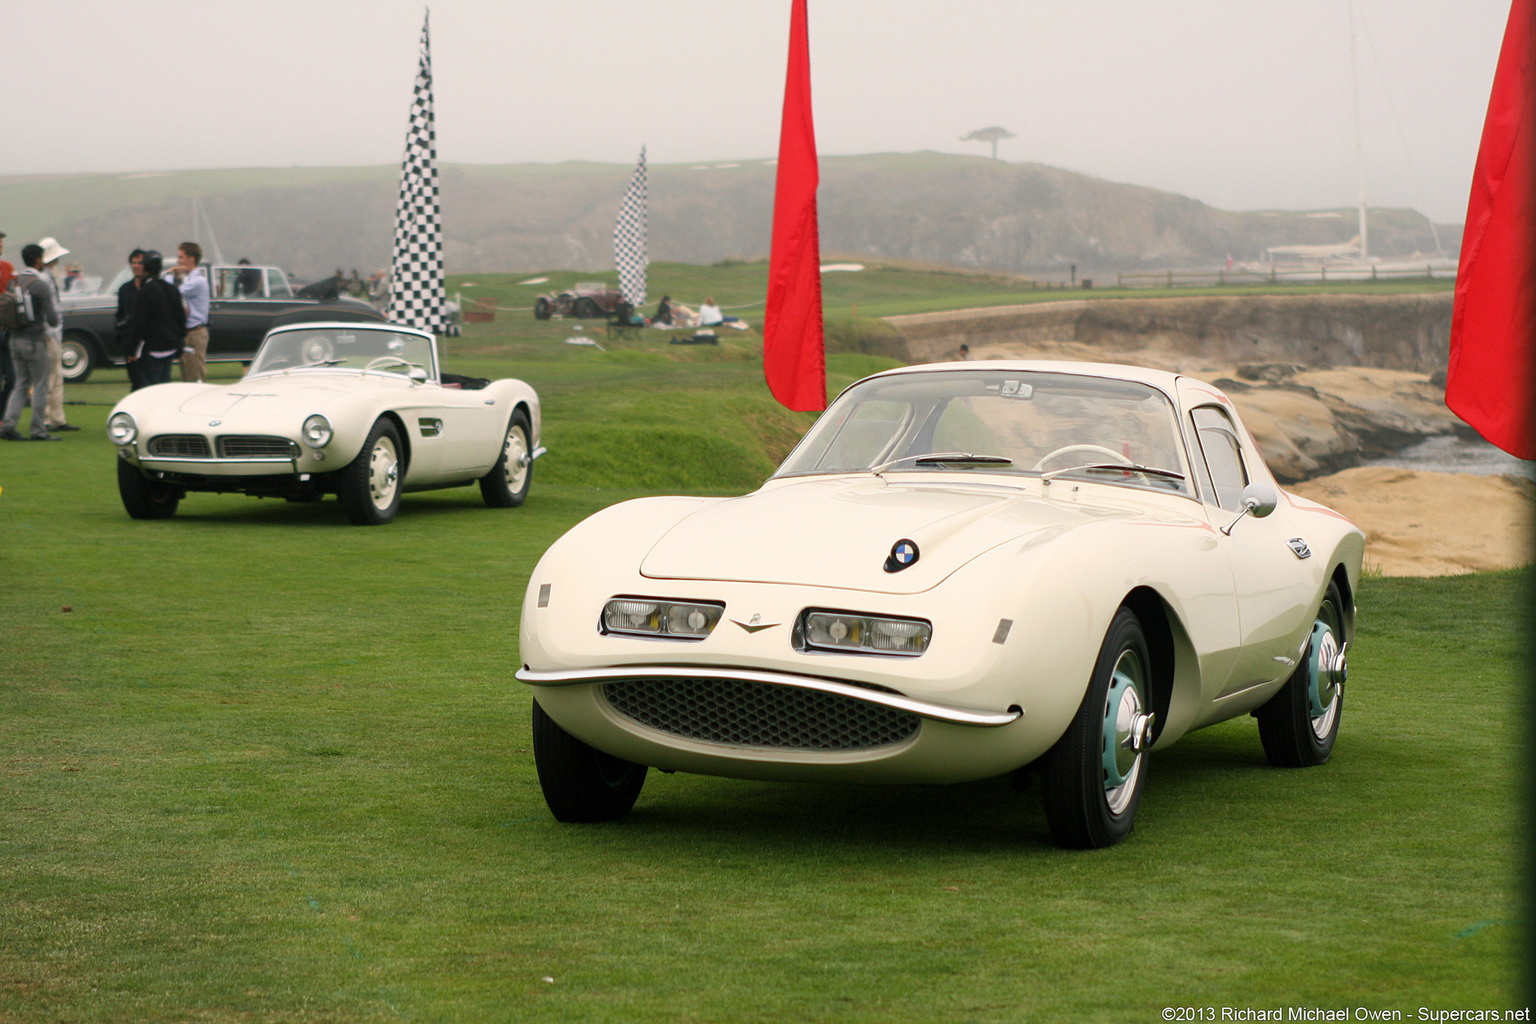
<box><xmin>1</xmin><ymin>234</ymin><xmax>77</xmax><ymax>441</ymax></box>
<box><xmin>0</xmin><ymin>237</ymin><xmax>210</xmax><ymax>441</ymax></box>
<box><xmin>115</xmin><ymin>242</ymin><xmax>209</xmax><ymax>390</ymax></box>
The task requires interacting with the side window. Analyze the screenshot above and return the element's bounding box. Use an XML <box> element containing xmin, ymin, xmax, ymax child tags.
<box><xmin>266</xmin><ymin>269</ymin><xmax>292</xmax><ymax>298</ymax></box>
<box><xmin>1191</xmin><ymin>406</ymin><xmax>1249</xmax><ymax>512</ymax></box>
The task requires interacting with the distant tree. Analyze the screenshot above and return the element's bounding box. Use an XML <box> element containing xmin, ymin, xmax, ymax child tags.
<box><xmin>960</xmin><ymin>126</ymin><xmax>1016</xmax><ymax>161</ymax></box>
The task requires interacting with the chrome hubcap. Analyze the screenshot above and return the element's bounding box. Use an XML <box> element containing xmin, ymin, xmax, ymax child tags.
<box><xmin>504</xmin><ymin>425</ymin><xmax>529</xmax><ymax>491</ymax></box>
<box><xmin>1101</xmin><ymin>650</ymin><xmax>1150</xmax><ymax>815</ymax></box>
<box><xmin>369</xmin><ymin>436</ymin><xmax>400</xmax><ymax>510</ymax></box>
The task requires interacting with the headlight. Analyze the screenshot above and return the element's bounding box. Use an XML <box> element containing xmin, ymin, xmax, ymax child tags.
<box><xmin>799</xmin><ymin>609</ymin><xmax>932</xmax><ymax>656</ymax></box>
<box><xmin>602</xmin><ymin>598</ymin><xmax>724</xmax><ymax>640</ymax></box>
<box><xmin>301</xmin><ymin>414</ymin><xmax>333</xmax><ymax>449</ymax></box>
<box><xmin>107</xmin><ymin>412</ymin><xmax>137</xmax><ymax>445</ymax></box>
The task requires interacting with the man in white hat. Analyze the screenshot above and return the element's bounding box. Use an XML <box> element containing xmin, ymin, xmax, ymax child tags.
<box><xmin>36</xmin><ymin>237</ymin><xmax>77</xmax><ymax>432</ymax></box>
<box><xmin>1</xmin><ymin>243</ymin><xmax>61</xmax><ymax>440</ymax></box>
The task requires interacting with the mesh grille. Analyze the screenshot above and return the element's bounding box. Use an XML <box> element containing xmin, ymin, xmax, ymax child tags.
<box><xmin>601</xmin><ymin>677</ymin><xmax>921</xmax><ymax>751</ymax></box>
<box><xmin>147</xmin><ymin>434</ymin><xmax>212</xmax><ymax>458</ymax></box>
<box><xmin>218</xmin><ymin>435</ymin><xmax>298</xmax><ymax>459</ymax></box>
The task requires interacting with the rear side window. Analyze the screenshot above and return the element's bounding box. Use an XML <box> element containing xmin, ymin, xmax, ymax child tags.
<box><xmin>1191</xmin><ymin>406</ymin><xmax>1248</xmax><ymax>511</ymax></box>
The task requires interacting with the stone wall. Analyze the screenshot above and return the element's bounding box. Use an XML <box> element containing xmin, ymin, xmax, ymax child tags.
<box><xmin>887</xmin><ymin>293</ymin><xmax>1454</xmax><ymax>373</ymax></box>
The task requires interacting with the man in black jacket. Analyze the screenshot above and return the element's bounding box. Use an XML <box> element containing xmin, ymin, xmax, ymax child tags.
<box><xmin>126</xmin><ymin>250</ymin><xmax>184</xmax><ymax>387</ymax></box>
<box><xmin>115</xmin><ymin>249</ymin><xmax>148</xmax><ymax>389</ymax></box>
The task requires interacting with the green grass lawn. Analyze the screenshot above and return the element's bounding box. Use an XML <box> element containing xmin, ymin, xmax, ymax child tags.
<box><xmin>0</xmin><ymin>334</ymin><xmax>1525</xmax><ymax>1022</ymax></box>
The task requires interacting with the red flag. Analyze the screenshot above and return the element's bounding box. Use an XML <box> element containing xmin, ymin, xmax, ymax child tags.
<box><xmin>763</xmin><ymin>0</ymin><xmax>825</xmax><ymax>412</ymax></box>
<box><xmin>1446</xmin><ymin>0</ymin><xmax>1536</xmax><ymax>458</ymax></box>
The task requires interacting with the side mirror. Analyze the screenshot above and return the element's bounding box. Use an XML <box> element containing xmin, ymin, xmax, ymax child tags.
<box><xmin>408</xmin><ymin>367</ymin><xmax>429</xmax><ymax>384</ymax></box>
<box><xmin>1221</xmin><ymin>482</ymin><xmax>1278</xmax><ymax>536</ymax></box>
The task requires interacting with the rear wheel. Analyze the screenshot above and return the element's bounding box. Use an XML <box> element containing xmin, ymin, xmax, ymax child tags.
<box><xmin>1041</xmin><ymin>607</ymin><xmax>1154</xmax><ymax>848</ymax></box>
<box><xmin>479</xmin><ymin>409</ymin><xmax>532</xmax><ymax>507</ymax></box>
<box><xmin>532</xmin><ymin>701</ymin><xmax>646</xmax><ymax>822</ymax></box>
<box><xmin>117</xmin><ymin>459</ymin><xmax>180</xmax><ymax>519</ymax></box>
<box><xmin>1256</xmin><ymin>580</ymin><xmax>1346</xmax><ymax>767</ymax></box>
<box><xmin>573</xmin><ymin>297</ymin><xmax>601</xmax><ymax>318</ymax></box>
<box><xmin>60</xmin><ymin>333</ymin><xmax>97</xmax><ymax>383</ymax></box>
<box><xmin>338</xmin><ymin>418</ymin><xmax>403</xmax><ymax>525</ymax></box>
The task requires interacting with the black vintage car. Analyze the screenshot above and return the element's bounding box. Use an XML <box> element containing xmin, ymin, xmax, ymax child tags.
<box><xmin>58</xmin><ymin>264</ymin><xmax>386</xmax><ymax>382</ymax></box>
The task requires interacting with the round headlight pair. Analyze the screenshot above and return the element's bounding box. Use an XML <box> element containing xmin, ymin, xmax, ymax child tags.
<box><xmin>107</xmin><ymin>412</ymin><xmax>137</xmax><ymax>445</ymax></box>
<box><xmin>302</xmin><ymin>414</ymin><xmax>333</xmax><ymax>449</ymax></box>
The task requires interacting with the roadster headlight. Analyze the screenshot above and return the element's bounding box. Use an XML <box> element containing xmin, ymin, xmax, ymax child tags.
<box><xmin>301</xmin><ymin>414</ymin><xmax>333</xmax><ymax>449</ymax></box>
<box><xmin>800</xmin><ymin>609</ymin><xmax>931</xmax><ymax>656</ymax></box>
<box><xmin>602</xmin><ymin>598</ymin><xmax>724</xmax><ymax>640</ymax></box>
<box><xmin>107</xmin><ymin>412</ymin><xmax>137</xmax><ymax>445</ymax></box>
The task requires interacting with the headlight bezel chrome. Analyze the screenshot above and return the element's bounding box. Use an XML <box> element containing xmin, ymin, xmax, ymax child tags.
<box><xmin>107</xmin><ymin>411</ymin><xmax>138</xmax><ymax>446</ymax></box>
<box><xmin>301</xmin><ymin>414</ymin><xmax>333</xmax><ymax>449</ymax></box>
<box><xmin>601</xmin><ymin>597</ymin><xmax>725</xmax><ymax>641</ymax></box>
<box><xmin>796</xmin><ymin>608</ymin><xmax>933</xmax><ymax>657</ymax></box>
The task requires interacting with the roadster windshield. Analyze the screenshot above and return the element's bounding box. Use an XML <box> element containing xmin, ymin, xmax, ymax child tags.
<box><xmin>775</xmin><ymin>369</ymin><xmax>1190</xmax><ymax>494</ymax></box>
<box><xmin>248</xmin><ymin>328</ymin><xmax>435</xmax><ymax>378</ymax></box>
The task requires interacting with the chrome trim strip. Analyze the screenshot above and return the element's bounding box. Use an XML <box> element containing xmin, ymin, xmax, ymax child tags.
<box><xmin>140</xmin><ymin>456</ymin><xmax>296</xmax><ymax>466</ymax></box>
<box><xmin>516</xmin><ymin>665</ymin><xmax>1021</xmax><ymax>727</ymax></box>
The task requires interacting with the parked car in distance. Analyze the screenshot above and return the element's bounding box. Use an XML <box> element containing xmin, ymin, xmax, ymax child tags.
<box><xmin>107</xmin><ymin>322</ymin><xmax>543</xmax><ymax>525</ymax></box>
<box><xmin>517</xmin><ymin>361</ymin><xmax>1364</xmax><ymax>848</ymax></box>
<box><xmin>58</xmin><ymin>263</ymin><xmax>385</xmax><ymax>382</ymax></box>
<box><xmin>532</xmin><ymin>282</ymin><xmax>623</xmax><ymax>320</ymax></box>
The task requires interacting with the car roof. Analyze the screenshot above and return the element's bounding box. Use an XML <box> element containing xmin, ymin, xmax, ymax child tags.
<box><xmin>862</xmin><ymin>359</ymin><xmax>1187</xmax><ymax>395</ymax></box>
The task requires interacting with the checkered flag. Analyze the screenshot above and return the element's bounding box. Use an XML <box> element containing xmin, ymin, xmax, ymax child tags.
<box><xmin>387</xmin><ymin>10</ymin><xmax>447</xmax><ymax>333</ymax></box>
<box><xmin>613</xmin><ymin>146</ymin><xmax>648</xmax><ymax>307</ymax></box>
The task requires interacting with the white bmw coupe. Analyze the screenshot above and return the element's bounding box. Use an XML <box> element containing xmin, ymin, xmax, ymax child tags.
<box><xmin>518</xmin><ymin>361</ymin><xmax>1363</xmax><ymax>848</ymax></box>
<box><xmin>107</xmin><ymin>322</ymin><xmax>543</xmax><ymax>525</ymax></box>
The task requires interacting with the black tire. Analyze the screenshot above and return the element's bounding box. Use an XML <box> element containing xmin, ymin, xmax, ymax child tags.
<box><xmin>573</xmin><ymin>297</ymin><xmax>601</xmax><ymax>319</ymax></box>
<box><xmin>117</xmin><ymin>459</ymin><xmax>180</xmax><ymax>519</ymax></box>
<box><xmin>479</xmin><ymin>409</ymin><xmax>533</xmax><ymax>508</ymax></box>
<box><xmin>337</xmin><ymin>418</ymin><xmax>404</xmax><ymax>525</ymax></box>
<box><xmin>60</xmin><ymin>333</ymin><xmax>97</xmax><ymax>383</ymax></box>
<box><xmin>1256</xmin><ymin>579</ymin><xmax>1345</xmax><ymax>767</ymax></box>
<box><xmin>1041</xmin><ymin>607</ymin><xmax>1154</xmax><ymax>849</ymax></box>
<box><xmin>533</xmin><ymin>297</ymin><xmax>551</xmax><ymax>320</ymax></box>
<box><xmin>531</xmin><ymin>701</ymin><xmax>646</xmax><ymax>823</ymax></box>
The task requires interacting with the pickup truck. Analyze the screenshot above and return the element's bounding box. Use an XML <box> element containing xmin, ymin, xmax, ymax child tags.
<box><xmin>57</xmin><ymin>263</ymin><xmax>386</xmax><ymax>382</ymax></box>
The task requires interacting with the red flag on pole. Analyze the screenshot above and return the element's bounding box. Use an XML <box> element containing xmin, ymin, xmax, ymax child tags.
<box><xmin>763</xmin><ymin>0</ymin><xmax>826</xmax><ymax>412</ymax></box>
<box><xmin>1446</xmin><ymin>0</ymin><xmax>1536</xmax><ymax>459</ymax></box>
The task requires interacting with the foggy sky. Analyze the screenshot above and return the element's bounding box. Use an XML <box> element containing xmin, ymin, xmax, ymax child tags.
<box><xmin>13</xmin><ymin>0</ymin><xmax>1510</xmax><ymax>224</ymax></box>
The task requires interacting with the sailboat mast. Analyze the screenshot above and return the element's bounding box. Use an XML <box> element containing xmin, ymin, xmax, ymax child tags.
<box><xmin>1348</xmin><ymin>0</ymin><xmax>1369</xmax><ymax>262</ymax></box>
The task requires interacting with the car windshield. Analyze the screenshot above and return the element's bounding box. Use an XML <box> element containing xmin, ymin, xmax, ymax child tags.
<box><xmin>774</xmin><ymin>369</ymin><xmax>1191</xmax><ymax>494</ymax></box>
<box><xmin>248</xmin><ymin>328</ymin><xmax>435</xmax><ymax>378</ymax></box>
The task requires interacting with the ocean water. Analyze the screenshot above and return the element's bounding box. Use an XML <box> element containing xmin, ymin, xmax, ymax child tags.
<box><xmin>1365</xmin><ymin>434</ymin><xmax>1533</xmax><ymax>478</ymax></box>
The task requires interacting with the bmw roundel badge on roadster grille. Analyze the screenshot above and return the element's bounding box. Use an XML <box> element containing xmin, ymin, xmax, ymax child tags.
<box><xmin>884</xmin><ymin>539</ymin><xmax>920</xmax><ymax>573</ymax></box>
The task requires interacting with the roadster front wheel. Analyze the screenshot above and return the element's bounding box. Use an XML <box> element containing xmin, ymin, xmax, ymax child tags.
<box><xmin>479</xmin><ymin>409</ymin><xmax>532</xmax><ymax>508</ymax></box>
<box><xmin>1256</xmin><ymin>579</ymin><xmax>1346</xmax><ymax>767</ymax></box>
<box><xmin>1041</xmin><ymin>606</ymin><xmax>1154</xmax><ymax>848</ymax></box>
<box><xmin>532</xmin><ymin>701</ymin><xmax>647</xmax><ymax>823</ymax></box>
<box><xmin>338</xmin><ymin>418</ymin><xmax>403</xmax><ymax>525</ymax></box>
<box><xmin>117</xmin><ymin>459</ymin><xmax>180</xmax><ymax>519</ymax></box>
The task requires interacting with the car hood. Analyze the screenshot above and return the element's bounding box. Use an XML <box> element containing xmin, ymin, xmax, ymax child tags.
<box><xmin>173</xmin><ymin>372</ymin><xmax>406</xmax><ymax>416</ymax></box>
<box><xmin>639</xmin><ymin>476</ymin><xmax>1157</xmax><ymax>594</ymax></box>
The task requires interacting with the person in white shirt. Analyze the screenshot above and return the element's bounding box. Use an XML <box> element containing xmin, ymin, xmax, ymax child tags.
<box><xmin>173</xmin><ymin>241</ymin><xmax>211</xmax><ymax>383</ymax></box>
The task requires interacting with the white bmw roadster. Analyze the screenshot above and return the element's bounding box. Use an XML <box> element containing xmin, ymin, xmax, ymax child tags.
<box><xmin>107</xmin><ymin>322</ymin><xmax>543</xmax><ymax>525</ymax></box>
<box><xmin>518</xmin><ymin>361</ymin><xmax>1363</xmax><ymax>847</ymax></box>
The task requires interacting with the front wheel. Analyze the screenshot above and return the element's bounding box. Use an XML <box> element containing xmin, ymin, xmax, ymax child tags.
<box><xmin>573</xmin><ymin>297</ymin><xmax>601</xmax><ymax>319</ymax></box>
<box><xmin>532</xmin><ymin>701</ymin><xmax>647</xmax><ymax>822</ymax></box>
<box><xmin>1041</xmin><ymin>607</ymin><xmax>1155</xmax><ymax>848</ymax></box>
<box><xmin>117</xmin><ymin>459</ymin><xmax>180</xmax><ymax>519</ymax></box>
<box><xmin>1256</xmin><ymin>579</ymin><xmax>1346</xmax><ymax>767</ymax></box>
<box><xmin>479</xmin><ymin>409</ymin><xmax>532</xmax><ymax>507</ymax></box>
<box><xmin>338</xmin><ymin>418</ymin><xmax>404</xmax><ymax>525</ymax></box>
<box><xmin>60</xmin><ymin>333</ymin><xmax>97</xmax><ymax>383</ymax></box>
<box><xmin>533</xmin><ymin>297</ymin><xmax>551</xmax><ymax>320</ymax></box>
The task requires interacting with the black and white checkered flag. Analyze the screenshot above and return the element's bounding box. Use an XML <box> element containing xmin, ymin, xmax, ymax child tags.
<box><xmin>613</xmin><ymin>146</ymin><xmax>647</xmax><ymax>307</ymax></box>
<box><xmin>387</xmin><ymin>11</ymin><xmax>447</xmax><ymax>333</ymax></box>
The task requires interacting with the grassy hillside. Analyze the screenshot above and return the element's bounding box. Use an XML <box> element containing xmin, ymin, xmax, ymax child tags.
<box><xmin>0</xmin><ymin>327</ymin><xmax>1523</xmax><ymax>1021</ymax></box>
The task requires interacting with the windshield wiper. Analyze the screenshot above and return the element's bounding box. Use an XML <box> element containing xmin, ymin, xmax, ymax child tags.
<box><xmin>1040</xmin><ymin>463</ymin><xmax>1186</xmax><ymax>483</ymax></box>
<box><xmin>872</xmin><ymin>452</ymin><xmax>1014</xmax><ymax>477</ymax></box>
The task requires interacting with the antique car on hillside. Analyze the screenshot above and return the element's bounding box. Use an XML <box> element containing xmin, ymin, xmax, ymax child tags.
<box><xmin>532</xmin><ymin>282</ymin><xmax>623</xmax><ymax>320</ymax></box>
<box><xmin>106</xmin><ymin>322</ymin><xmax>543</xmax><ymax>525</ymax></box>
<box><xmin>517</xmin><ymin>361</ymin><xmax>1362</xmax><ymax>848</ymax></box>
<box><xmin>58</xmin><ymin>263</ymin><xmax>385</xmax><ymax>382</ymax></box>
